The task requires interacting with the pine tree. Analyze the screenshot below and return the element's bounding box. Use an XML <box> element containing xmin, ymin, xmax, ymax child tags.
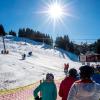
<box><xmin>9</xmin><ymin>30</ymin><xmax>16</xmax><ymax>36</ymax></box>
<box><xmin>18</xmin><ymin>28</ymin><xmax>26</xmax><ymax>37</ymax></box>
<box><xmin>0</xmin><ymin>24</ymin><xmax>6</xmax><ymax>36</ymax></box>
<box><xmin>95</xmin><ymin>39</ymin><xmax>100</xmax><ymax>54</ymax></box>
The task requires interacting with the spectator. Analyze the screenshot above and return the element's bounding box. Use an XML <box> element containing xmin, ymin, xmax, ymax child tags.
<box><xmin>59</xmin><ymin>68</ymin><xmax>78</xmax><ymax>100</ymax></box>
<box><xmin>92</xmin><ymin>72</ymin><xmax>100</xmax><ymax>84</ymax></box>
<box><xmin>33</xmin><ymin>73</ymin><xmax>57</xmax><ymax>100</ymax></box>
<box><xmin>68</xmin><ymin>65</ymin><xmax>100</xmax><ymax>100</ymax></box>
<box><xmin>96</xmin><ymin>64</ymin><xmax>100</xmax><ymax>73</ymax></box>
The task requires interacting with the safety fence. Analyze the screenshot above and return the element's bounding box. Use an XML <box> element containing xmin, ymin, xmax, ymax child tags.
<box><xmin>0</xmin><ymin>81</ymin><xmax>40</xmax><ymax>100</ymax></box>
<box><xmin>0</xmin><ymin>79</ymin><xmax>62</xmax><ymax>100</ymax></box>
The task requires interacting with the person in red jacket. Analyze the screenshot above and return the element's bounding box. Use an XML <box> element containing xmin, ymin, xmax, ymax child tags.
<box><xmin>59</xmin><ymin>68</ymin><xmax>78</xmax><ymax>100</ymax></box>
<box><xmin>64</xmin><ymin>63</ymin><xmax>69</xmax><ymax>75</ymax></box>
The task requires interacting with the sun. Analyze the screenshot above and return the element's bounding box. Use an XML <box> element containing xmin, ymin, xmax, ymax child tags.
<box><xmin>38</xmin><ymin>1</ymin><xmax>68</xmax><ymax>22</ymax></box>
<box><xmin>48</xmin><ymin>3</ymin><xmax>64</xmax><ymax>20</ymax></box>
<box><xmin>37</xmin><ymin>0</ymin><xmax>72</xmax><ymax>33</ymax></box>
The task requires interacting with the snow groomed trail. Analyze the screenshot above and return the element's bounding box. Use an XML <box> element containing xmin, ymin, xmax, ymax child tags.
<box><xmin>0</xmin><ymin>79</ymin><xmax>62</xmax><ymax>100</ymax></box>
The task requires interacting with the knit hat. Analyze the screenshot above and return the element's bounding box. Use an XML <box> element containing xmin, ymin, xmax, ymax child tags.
<box><xmin>46</xmin><ymin>73</ymin><xmax>54</xmax><ymax>81</ymax></box>
<box><xmin>69</xmin><ymin>68</ymin><xmax>78</xmax><ymax>78</ymax></box>
<box><xmin>79</xmin><ymin>65</ymin><xmax>94</xmax><ymax>78</ymax></box>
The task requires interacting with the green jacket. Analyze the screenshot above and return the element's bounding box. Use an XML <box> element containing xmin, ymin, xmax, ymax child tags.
<box><xmin>34</xmin><ymin>81</ymin><xmax>57</xmax><ymax>100</ymax></box>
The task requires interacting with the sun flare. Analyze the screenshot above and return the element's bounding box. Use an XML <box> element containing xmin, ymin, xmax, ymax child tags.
<box><xmin>37</xmin><ymin>0</ymin><xmax>72</xmax><ymax>33</ymax></box>
<box><xmin>48</xmin><ymin>3</ymin><xmax>63</xmax><ymax>19</ymax></box>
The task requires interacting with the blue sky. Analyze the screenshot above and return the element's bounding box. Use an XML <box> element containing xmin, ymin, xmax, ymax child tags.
<box><xmin>0</xmin><ymin>0</ymin><xmax>100</xmax><ymax>43</ymax></box>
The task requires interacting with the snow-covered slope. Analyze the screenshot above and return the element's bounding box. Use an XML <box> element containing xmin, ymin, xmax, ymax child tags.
<box><xmin>0</xmin><ymin>36</ymin><xmax>82</xmax><ymax>89</ymax></box>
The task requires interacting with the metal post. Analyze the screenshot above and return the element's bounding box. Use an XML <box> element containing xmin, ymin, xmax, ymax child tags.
<box><xmin>2</xmin><ymin>36</ymin><xmax>6</xmax><ymax>53</ymax></box>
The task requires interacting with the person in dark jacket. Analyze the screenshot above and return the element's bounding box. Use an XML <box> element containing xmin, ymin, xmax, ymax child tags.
<box><xmin>22</xmin><ymin>53</ymin><xmax>26</xmax><ymax>60</ymax></box>
<box><xmin>59</xmin><ymin>68</ymin><xmax>78</xmax><ymax>100</ymax></box>
<box><xmin>33</xmin><ymin>73</ymin><xmax>57</xmax><ymax>100</ymax></box>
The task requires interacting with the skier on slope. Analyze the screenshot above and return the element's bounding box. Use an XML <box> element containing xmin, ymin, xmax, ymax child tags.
<box><xmin>22</xmin><ymin>53</ymin><xmax>26</xmax><ymax>60</ymax></box>
<box><xmin>64</xmin><ymin>63</ymin><xmax>69</xmax><ymax>75</ymax></box>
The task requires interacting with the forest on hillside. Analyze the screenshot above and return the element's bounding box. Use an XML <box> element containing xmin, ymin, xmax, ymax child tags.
<box><xmin>0</xmin><ymin>24</ymin><xmax>100</xmax><ymax>55</ymax></box>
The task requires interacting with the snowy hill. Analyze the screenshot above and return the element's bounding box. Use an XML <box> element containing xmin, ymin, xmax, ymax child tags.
<box><xmin>0</xmin><ymin>36</ymin><xmax>82</xmax><ymax>90</ymax></box>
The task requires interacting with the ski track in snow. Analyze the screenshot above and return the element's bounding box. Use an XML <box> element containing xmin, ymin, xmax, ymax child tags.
<box><xmin>0</xmin><ymin>36</ymin><xmax>82</xmax><ymax>89</ymax></box>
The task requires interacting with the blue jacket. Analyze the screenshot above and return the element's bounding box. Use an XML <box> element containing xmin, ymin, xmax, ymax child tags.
<box><xmin>92</xmin><ymin>73</ymin><xmax>100</xmax><ymax>84</ymax></box>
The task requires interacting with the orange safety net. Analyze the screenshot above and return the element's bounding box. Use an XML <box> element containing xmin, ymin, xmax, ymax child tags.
<box><xmin>0</xmin><ymin>81</ymin><xmax>39</xmax><ymax>100</ymax></box>
<box><xmin>0</xmin><ymin>79</ymin><xmax>62</xmax><ymax>100</ymax></box>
